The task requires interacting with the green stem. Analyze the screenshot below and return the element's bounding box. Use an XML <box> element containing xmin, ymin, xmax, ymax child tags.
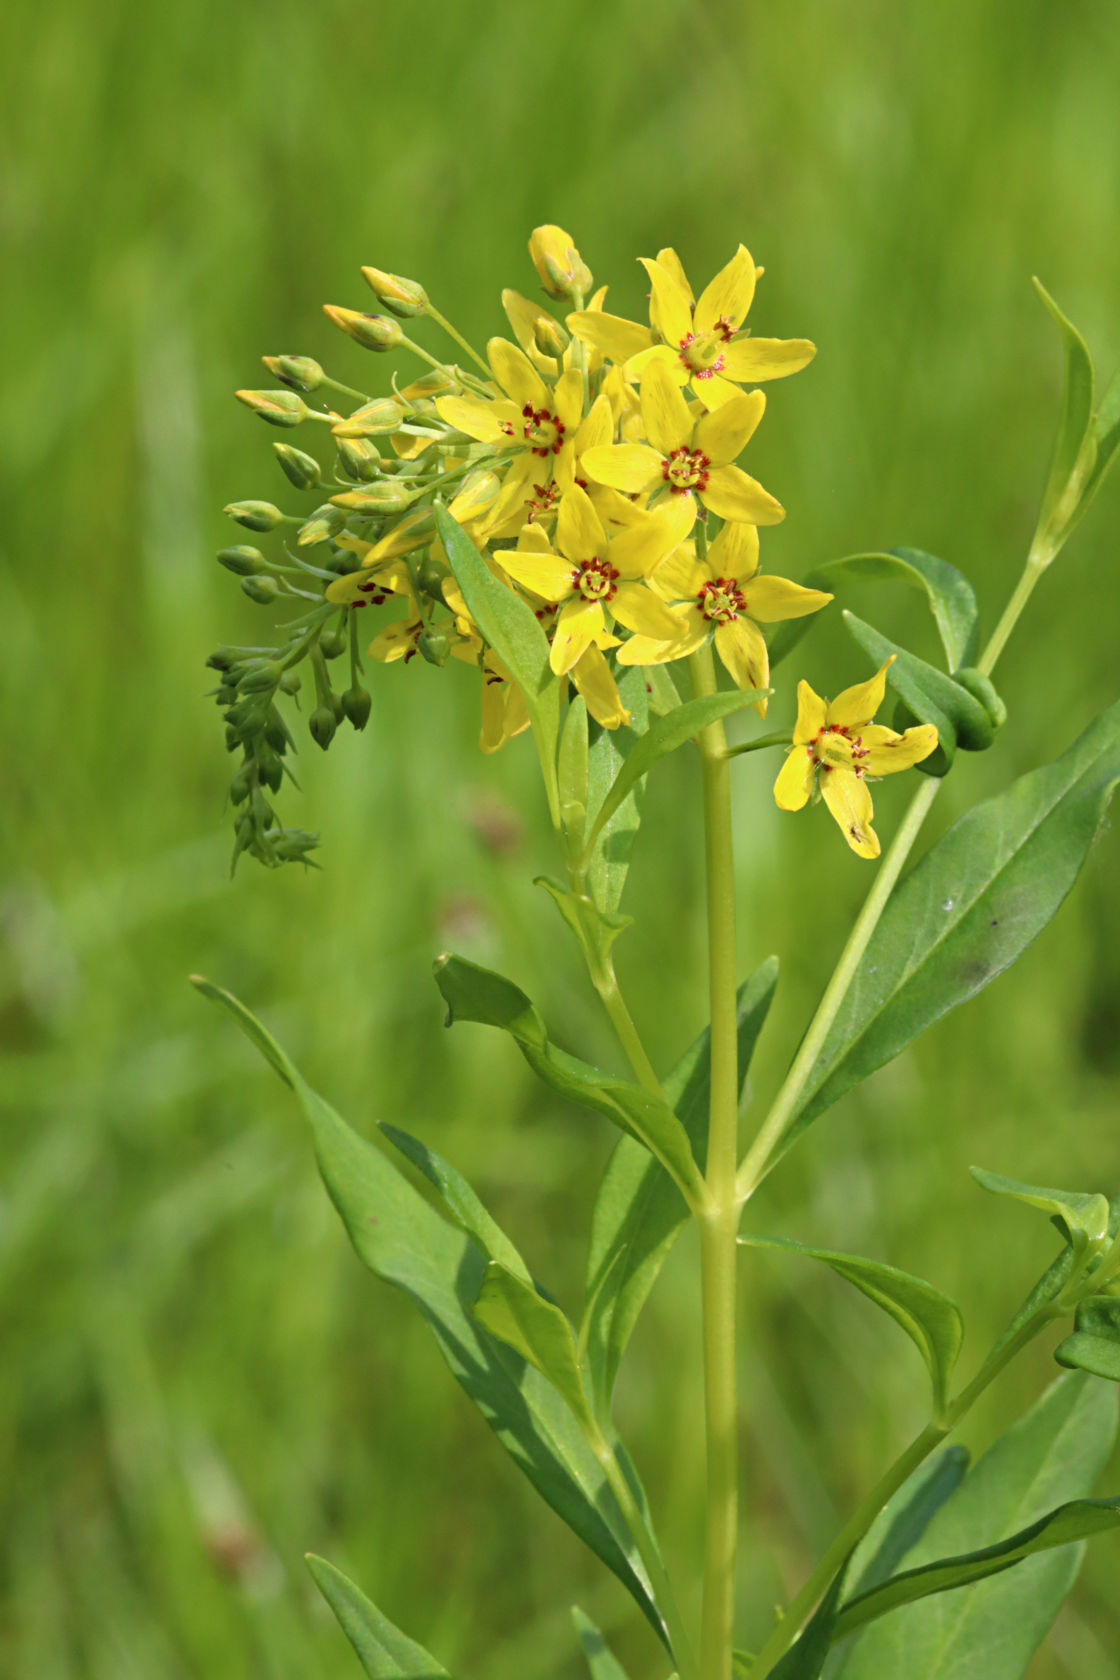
<box><xmin>424</xmin><ymin>303</ymin><xmax>493</xmax><ymax>378</ymax></box>
<box><xmin>321</xmin><ymin>374</ymin><xmax>371</xmax><ymax>404</ymax></box>
<box><xmin>593</xmin><ymin>961</ymin><xmax>665</xmax><ymax>1098</ymax></box>
<box><xmin>690</xmin><ymin>647</ymin><xmax>741</xmax><ymax>1680</ymax></box>
<box><xmin>976</xmin><ymin>550</ymin><xmax>1050</xmax><ymax>678</ymax></box>
<box><xmin>750</xmin><ymin>1304</ymin><xmax>1059</xmax><ymax>1677</ymax></box>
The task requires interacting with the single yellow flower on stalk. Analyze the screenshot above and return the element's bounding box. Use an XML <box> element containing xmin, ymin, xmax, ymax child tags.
<box><xmin>568</xmin><ymin>245</ymin><xmax>815</xmax><ymax>411</ymax></box>
<box><xmin>494</xmin><ymin>486</ymin><xmax>688</xmax><ymax>674</ymax></box>
<box><xmin>617</xmin><ymin>521</ymin><xmax>831</xmax><ymax>714</ymax></box>
<box><xmin>581</xmin><ymin>358</ymin><xmax>785</xmax><ymax>527</ymax></box>
<box><xmin>774</xmin><ymin>660</ymin><xmax>939</xmax><ymax>858</ymax></box>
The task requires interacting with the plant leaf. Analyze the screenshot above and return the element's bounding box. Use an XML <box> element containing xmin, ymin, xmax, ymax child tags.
<box><xmin>1078</xmin><ymin>364</ymin><xmax>1120</xmax><ymax>523</ymax></box>
<box><xmin>472</xmin><ymin>1261</ymin><xmax>592</xmax><ymax>1424</ymax></box>
<box><xmin>193</xmin><ymin>977</ymin><xmax>669</xmax><ymax>1643</ymax></box>
<box><xmin>970</xmin><ymin>1167</ymin><xmax>1110</xmax><ymax>1250</ymax></box>
<box><xmin>835</xmin><ymin>1371</ymin><xmax>1118</xmax><ymax>1679</ymax></box>
<box><xmin>1032</xmin><ymin>279</ymin><xmax>1095</xmax><ymax>547</ymax></box>
<box><xmin>559</xmin><ymin>696</ymin><xmax>590</xmax><ymax>844</ymax></box>
<box><xmin>582</xmin><ymin>688</ymin><xmax>768</xmax><ymax>865</ymax></box>
<box><xmin>433</xmin><ymin>954</ymin><xmax>704</xmax><ymax>1205</ymax></box>
<box><xmin>988</xmin><ymin>1190</ymin><xmax>1120</xmax><ymax>1363</ymax></box>
<box><xmin>782</xmin><ymin>698</ymin><xmax>1120</xmax><ymax>1153</ymax></box>
<box><xmin>572</xmin><ymin>1607</ymin><xmax>633</xmax><ymax>1680</ymax></box>
<box><xmin>306</xmin><ymin>1554</ymin><xmax>452</xmax><ymax>1679</ymax></box>
<box><xmin>378</xmin><ymin>1123</ymin><xmax>532</xmax><ymax>1281</ymax></box>
<box><xmin>769</xmin><ymin>548</ymin><xmax>978</xmax><ymax>673</ymax></box>
<box><xmin>843</xmin><ymin>611</ymin><xmax>994</xmax><ymax>770</ymax></box>
<box><xmin>770</xmin><ymin>1558</ymin><xmax>853</xmax><ymax>1680</ymax></box>
<box><xmin>1055</xmin><ymin>1297</ymin><xmax>1120</xmax><ymax>1382</ymax></box>
<box><xmin>435</xmin><ymin>507</ymin><xmax>560</xmax><ymax>821</ymax></box>
<box><xmin>739</xmin><ymin>1236</ymin><xmax>963</xmax><ymax>1416</ymax></box>
<box><xmin>586</xmin><ymin>667</ymin><xmax>649</xmax><ymax>914</ymax></box>
<box><xmin>583</xmin><ymin>959</ymin><xmax>778</xmax><ymax>1415</ymax></box>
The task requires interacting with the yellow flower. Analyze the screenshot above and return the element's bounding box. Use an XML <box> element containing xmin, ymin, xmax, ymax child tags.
<box><xmin>528</xmin><ymin>225</ymin><xmax>593</xmax><ymax>301</ymax></box>
<box><xmin>617</xmin><ymin>521</ymin><xmax>831</xmax><ymax>715</ymax></box>
<box><xmin>580</xmin><ymin>358</ymin><xmax>784</xmax><ymax>528</ymax></box>
<box><xmin>567</xmin><ymin>245</ymin><xmax>815</xmax><ymax>411</ymax></box>
<box><xmin>494</xmin><ymin>486</ymin><xmax>688</xmax><ymax>674</ymax></box>
<box><xmin>773</xmin><ymin>660</ymin><xmax>938</xmax><ymax>858</ymax></box>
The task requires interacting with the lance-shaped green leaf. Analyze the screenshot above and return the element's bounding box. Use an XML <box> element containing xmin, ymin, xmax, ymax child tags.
<box><xmin>572</xmin><ymin>1607</ymin><xmax>633</xmax><ymax>1680</ymax></box>
<box><xmin>782</xmin><ymin>698</ymin><xmax>1120</xmax><ymax>1151</ymax></box>
<box><xmin>583</xmin><ymin>959</ymin><xmax>778</xmax><ymax>1415</ymax></box>
<box><xmin>192</xmin><ymin>977</ymin><xmax>668</xmax><ymax>1643</ymax></box>
<box><xmin>970</xmin><ymin>1167</ymin><xmax>1111</xmax><ymax>1251</ymax></box>
<box><xmin>988</xmin><ymin>1190</ymin><xmax>1120</xmax><ymax>1363</ymax></box>
<box><xmin>843</xmin><ymin>611</ymin><xmax>997</xmax><ymax>769</ymax></box>
<box><xmin>378</xmin><ymin>1123</ymin><xmax>531</xmax><ymax>1282</ymax></box>
<box><xmin>833</xmin><ymin>1496</ymin><xmax>1120</xmax><ymax>1641</ymax></box>
<box><xmin>472</xmin><ymin>1261</ymin><xmax>592</xmax><ymax>1425</ymax></box>
<box><xmin>1032</xmin><ymin>279</ymin><xmax>1095</xmax><ymax>550</ymax></box>
<box><xmin>1055</xmin><ymin>1296</ymin><xmax>1120</xmax><ymax>1382</ymax></box>
<box><xmin>739</xmin><ymin>1236</ymin><xmax>963</xmax><ymax>1416</ymax></box>
<box><xmin>435</xmin><ymin>506</ymin><xmax>560</xmax><ymax>821</ymax></box>
<box><xmin>836</xmin><ymin>1371</ymin><xmax>1117</xmax><ymax>1680</ymax></box>
<box><xmin>768</xmin><ymin>548</ymin><xmax>978</xmax><ymax>674</ymax></box>
<box><xmin>581</xmin><ymin>687</ymin><xmax>768</xmax><ymax>867</ymax></box>
<box><xmin>769</xmin><ymin>1558</ymin><xmax>853</xmax><ymax>1680</ymax></box>
<box><xmin>586</xmin><ymin>667</ymin><xmax>649</xmax><ymax>915</ymax></box>
<box><xmin>559</xmin><ymin>696</ymin><xmax>590</xmax><ymax>845</ymax></box>
<box><xmin>433</xmin><ymin>954</ymin><xmax>704</xmax><ymax>1206</ymax></box>
<box><xmin>1077</xmin><ymin>364</ymin><xmax>1120</xmax><ymax>528</ymax></box>
<box><xmin>306</xmin><ymin>1555</ymin><xmax>452</xmax><ymax>1680</ymax></box>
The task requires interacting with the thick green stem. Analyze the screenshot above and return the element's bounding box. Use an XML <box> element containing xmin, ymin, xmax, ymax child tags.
<box><xmin>690</xmin><ymin>647</ymin><xmax>741</xmax><ymax>1680</ymax></box>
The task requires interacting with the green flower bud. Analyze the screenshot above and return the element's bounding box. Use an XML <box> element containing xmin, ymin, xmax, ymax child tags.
<box><xmin>257</xmin><ymin>746</ymin><xmax>284</xmax><ymax>792</ymax></box>
<box><xmin>417</xmin><ymin>628</ymin><xmax>450</xmax><ymax>667</ymax></box>
<box><xmin>331</xmin><ymin>482</ymin><xmax>416</xmax><ymax>515</ymax></box>
<box><xmin>273</xmin><ymin>443</ymin><xmax>322</xmax><ymax>490</ymax></box>
<box><xmin>309</xmin><ymin>706</ymin><xmax>337</xmax><ymax>749</ymax></box>
<box><xmin>229</xmin><ymin>765</ymin><xmax>254</xmax><ymax>803</ymax></box>
<box><xmin>322</xmin><ymin>306</ymin><xmax>405</xmax><ymax>352</ymax></box>
<box><xmin>332</xmin><ymin>398</ymin><xmax>406</xmax><ymax>439</ymax></box>
<box><xmin>415</xmin><ymin>554</ymin><xmax>448</xmax><ymax>600</ymax></box>
<box><xmin>335</xmin><ymin>436</ymin><xmax>382</xmax><ymax>482</ymax></box>
<box><xmin>224</xmin><ymin>723</ymin><xmax>240</xmax><ymax>752</ymax></box>
<box><xmin>360</xmin><ymin>265</ymin><xmax>429</xmax><ymax>318</ymax></box>
<box><xmin>278</xmin><ymin>670</ymin><xmax>303</xmax><ymax>696</ymax></box>
<box><xmin>218</xmin><ymin>545</ymin><xmax>267</xmax><ymax>576</ymax></box>
<box><xmin>241</xmin><ymin>575</ymin><xmax>281</xmax><ymax>604</ymax></box>
<box><xmin>297</xmin><ymin>504</ymin><xmax>346</xmax><ymax>546</ymax></box>
<box><xmin>951</xmin><ymin>668</ymin><xmax>1008</xmax><ymax>751</ymax></box>
<box><xmin>534</xmin><ymin>316</ymin><xmax>569</xmax><ymax>356</ymax></box>
<box><xmin>270</xmin><ymin>828</ymin><xmax>320</xmax><ymax>863</ymax></box>
<box><xmin>341</xmin><ymin>685</ymin><xmax>372</xmax><ymax>729</ymax></box>
<box><xmin>224</xmin><ymin>500</ymin><xmax>285</xmax><ymax>532</ymax></box>
<box><xmin>207</xmin><ymin>646</ymin><xmax>242</xmax><ymax>672</ymax></box>
<box><xmin>264</xmin><ymin>710</ymin><xmax>290</xmax><ymax>752</ymax></box>
<box><xmin>261</xmin><ymin>354</ymin><xmax>325</xmax><ymax>391</ymax></box>
<box><xmin>318</xmin><ymin>629</ymin><xmax>346</xmax><ymax>660</ymax></box>
<box><xmin>236</xmin><ymin>388</ymin><xmax>308</xmax><ymax>427</ymax></box>
<box><xmin>238</xmin><ymin>661</ymin><xmax>284</xmax><ymax>693</ymax></box>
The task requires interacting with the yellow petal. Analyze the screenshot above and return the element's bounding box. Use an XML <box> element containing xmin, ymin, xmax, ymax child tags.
<box><xmin>436</xmin><ymin>394</ymin><xmax>518</xmax><ymax>444</ymax></box>
<box><xmin>793</xmin><ymin>679</ymin><xmax>828</xmax><ymax>744</ymax></box>
<box><xmin>487</xmin><ymin>337</ymin><xmax>549</xmax><ymax>410</ymax></box>
<box><xmin>616</xmin><ymin>606</ymin><xmax>706</xmax><ymax>665</ymax></box>
<box><xmin>741</xmin><ymin>575</ymin><xmax>832</xmax><ymax>623</ymax></box>
<box><xmin>774</xmin><ymin>746</ymin><xmax>815</xmax><ymax>811</ymax></box>
<box><xmin>627</xmin><ymin>343</ymin><xmax>690</xmax><ymax>386</ymax></box>
<box><xmin>690</xmin><ymin>372</ymin><xmax>744</xmax><ymax>412</ymax></box>
<box><xmin>367</xmin><ymin>616</ymin><xmax>421</xmax><ymax>663</ymax></box>
<box><xmin>367</xmin><ymin>508</ymin><xmax>436</xmax><ymax>561</ymax></box>
<box><xmin>550</xmin><ymin>596</ymin><xmax>605</xmax><ymax>674</ymax></box>
<box><xmin>702</xmin><ymin>464</ymin><xmax>785</xmax><ymax>525</ymax></box>
<box><xmin>653</xmin><ymin>548</ymin><xmax>706</xmax><ymax>599</ymax></box>
<box><xmin>714</xmin><ymin>617</ymin><xmax>769</xmax><ymax>703</ymax></box>
<box><xmin>495</xmin><ymin>549</ymin><xmax>574</xmax><ymax>601</ymax></box>
<box><xmin>655</xmin><ymin>248</ymin><xmax>694</xmax><ymax>300</ymax></box>
<box><xmin>572</xmin><ymin>392</ymin><xmax>614</xmax><ymax>457</ymax></box>
<box><xmin>640</xmin><ymin>356</ymin><xmax>693</xmax><ymax>455</ymax></box>
<box><xmin>556</xmin><ymin>484</ymin><xmax>608</xmax><ymax>563</ymax></box>
<box><xmin>860</xmin><ymin>722</ymin><xmax>939</xmax><ymax>776</ymax></box>
<box><xmin>694</xmin><ymin>245</ymin><xmax>757</xmax><ymax>336</ymax></box>
<box><xmin>694</xmin><ymin>389</ymin><xmax>766</xmax><ymax>467</ymax></box>
<box><xmin>581</xmin><ymin>442</ymin><xmax>663</xmax><ymax>496</ymax></box>
<box><xmin>827</xmin><ymin>658</ymin><xmax>895</xmax><ymax>729</ymax></box>
<box><xmin>610</xmin><ymin>499</ymin><xmax>692</xmax><ymax>579</ymax></box>
<box><xmin>610</xmin><ymin>581</ymin><xmax>686</xmax><ymax>639</ymax></box>
<box><xmin>821</xmin><ymin>768</ymin><xmax>879</xmax><ymax>858</ymax></box>
<box><xmin>705</xmin><ymin>519</ymin><xmax>759</xmax><ymax>583</ymax></box>
<box><xmin>566</xmin><ymin>310</ymin><xmax>653</xmax><ymax>363</ymax></box>
<box><xmin>571</xmin><ymin>642</ymin><xmax>630</xmax><ymax>729</ymax></box>
<box><xmin>551</xmin><ymin>367</ymin><xmax>584</xmax><ymax>432</ymax></box>
<box><xmin>721</xmin><ymin>337</ymin><xmax>817</xmax><ymax>382</ymax></box>
<box><xmin>639</xmin><ymin>257</ymin><xmax>694</xmax><ymax>344</ymax></box>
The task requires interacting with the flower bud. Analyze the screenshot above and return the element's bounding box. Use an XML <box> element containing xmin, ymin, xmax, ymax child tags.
<box><xmin>261</xmin><ymin>354</ymin><xmax>325</xmax><ymax>391</ymax></box>
<box><xmin>417</xmin><ymin>628</ymin><xmax>450</xmax><ymax>667</ymax></box>
<box><xmin>224</xmin><ymin>500</ymin><xmax>285</xmax><ymax>532</ymax></box>
<box><xmin>415</xmin><ymin>553</ymin><xmax>448</xmax><ymax>599</ymax></box>
<box><xmin>309</xmin><ymin>706</ymin><xmax>337</xmax><ymax>749</ymax></box>
<box><xmin>274</xmin><ymin>443</ymin><xmax>322</xmax><ymax>490</ymax></box>
<box><xmin>238</xmin><ymin>661</ymin><xmax>284</xmax><ymax>693</ymax></box>
<box><xmin>236</xmin><ymin>388</ymin><xmax>308</xmax><ymax>427</ymax></box>
<box><xmin>278</xmin><ymin>670</ymin><xmax>303</xmax><ymax>696</ymax></box>
<box><xmin>528</xmin><ymin>225</ymin><xmax>593</xmax><ymax>300</ymax></box>
<box><xmin>224</xmin><ymin>723</ymin><xmax>240</xmax><ymax>752</ymax></box>
<box><xmin>207</xmin><ymin>647</ymin><xmax>243</xmax><ymax>672</ymax></box>
<box><xmin>331</xmin><ymin>398</ymin><xmax>406</xmax><ymax>439</ymax></box>
<box><xmin>361</xmin><ymin>265</ymin><xmax>429</xmax><ymax>318</ymax></box>
<box><xmin>323</xmin><ymin>306</ymin><xmax>405</xmax><ymax>352</ymax></box>
<box><xmin>331</xmin><ymin>482</ymin><xmax>416</xmax><ymax>515</ymax></box>
<box><xmin>448</xmin><ymin>468</ymin><xmax>500</xmax><ymax>523</ymax></box>
<box><xmin>341</xmin><ymin>685</ymin><xmax>372</xmax><ymax>729</ymax></box>
<box><xmin>336</xmin><ymin>436</ymin><xmax>382</xmax><ymax>482</ymax></box>
<box><xmin>229</xmin><ymin>765</ymin><xmax>254</xmax><ymax>803</ymax></box>
<box><xmin>318</xmin><ymin>629</ymin><xmax>347</xmax><ymax>660</ymax></box>
<box><xmin>258</xmin><ymin>746</ymin><xmax>284</xmax><ymax>792</ymax></box>
<box><xmin>298</xmin><ymin>504</ymin><xmax>346</xmax><ymax>546</ymax></box>
<box><xmin>241</xmin><ymin>575</ymin><xmax>280</xmax><ymax>604</ymax></box>
<box><xmin>534</xmin><ymin>315</ymin><xmax>569</xmax><ymax>357</ymax></box>
<box><xmin>218</xmin><ymin>545</ymin><xmax>267</xmax><ymax>576</ymax></box>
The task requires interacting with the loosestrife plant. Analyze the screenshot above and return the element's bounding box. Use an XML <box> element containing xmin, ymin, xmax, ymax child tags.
<box><xmin>196</xmin><ymin>227</ymin><xmax>1120</xmax><ymax>1680</ymax></box>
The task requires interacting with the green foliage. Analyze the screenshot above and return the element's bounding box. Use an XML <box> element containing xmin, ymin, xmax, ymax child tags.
<box><xmin>769</xmin><ymin>1560</ymin><xmax>853</xmax><ymax>1679</ymax></box>
<box><xmin>1055</xmin><ymin>1298</ymin><xmax>1120</xmax><ymax>1382</ymax></box>
<box><xmin>378</xmin><ymin>1124</ymin><xmax>532</xmax><ymax>1281</ymax></box>
<box><xmin>572</xmin><ymin>1607</ymin><xmax>633</xmax><ymax>1680</ymax></box>
<box><xmin>842</xmin><ymin>611</ymin><xmax>1000</xmax><ymax>770</ymax></box>
<box><xmin>739</xmin><ymin>1237</ymin><xmax>963</xmax><ymax>1417</ymax></box>
<box><xmin>834</xmin><ymin>1373</ymin><xmax>1118</xmax><ymax>1679</ymax></box>
<box><xmin>782</xmin><ymin>698</ymin><xmax>1120</xmax><ymax>1150</ymax></box>
<box><xmin>307</xmin><ymin>1555</ymin><xmax>452</xmax><ymax>1679</ymax></box>
<box><xmin>1032</xmin><ymin>281</ymin><xmax>1096</xmax><ymax>555</ymax></box>
<box><xmin>472</xmin><ymin>1261</ymin><xmax>592</xmax><ymax>1426</ymax></box>
<box><xmin>585</xmin><ymin>667</ymin><xmax>651</xmax><ymax>914</ymax></box>
<box><xmin>970</xmin><ymin>1167</ymin><xmax>1111</xmax><ymax>1251</ymax></box>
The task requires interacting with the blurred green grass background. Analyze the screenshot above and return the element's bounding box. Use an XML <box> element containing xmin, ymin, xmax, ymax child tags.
<box><xmin>3</xmin><ymin>0</ymin><xmax>1119</xmax><ymax>1675</ymax></box>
